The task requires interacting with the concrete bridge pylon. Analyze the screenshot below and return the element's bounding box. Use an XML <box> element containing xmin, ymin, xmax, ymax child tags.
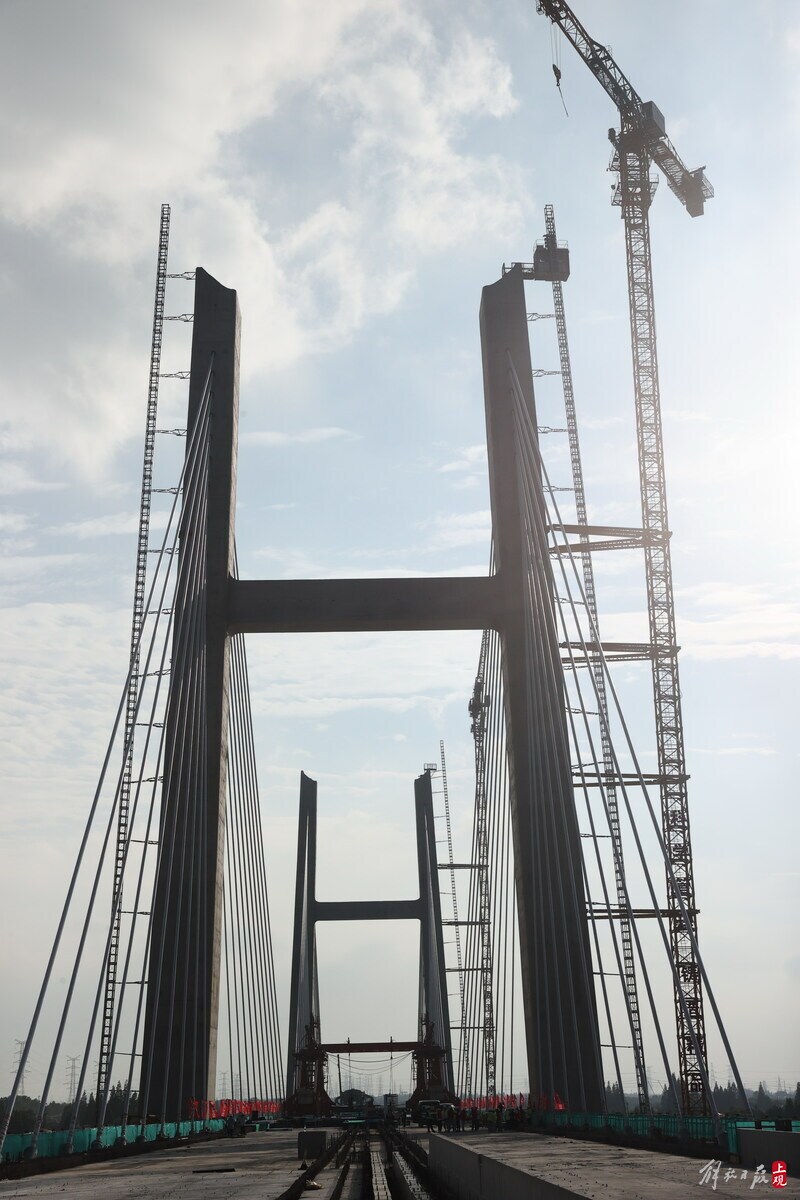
<box><xmin>141</xmin><ymin>263</ymin><xmax>603</xmax><ymax>1120</ymax></box>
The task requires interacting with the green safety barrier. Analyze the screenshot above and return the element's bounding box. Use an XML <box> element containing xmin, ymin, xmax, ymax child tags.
<box><xmin>528</xmin><ymin>1111</ymin><xmax>800</xmax><ymax>1156</ymax></box>
<box><xmin>531</xmin><ymin>1109</ymin><xmax>733</xmax><ymax>1149</ymax></box>
<box><xmin>3</xmin><ymin>1119</ymin><xmax>226</xmax><ymax>1163</ymax></box>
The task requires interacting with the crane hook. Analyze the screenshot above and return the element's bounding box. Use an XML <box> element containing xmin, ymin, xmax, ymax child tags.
<box><xmin>551</xmin><ymin>63</ymin><xmax>569</xmax><ymax>116</ymax></box>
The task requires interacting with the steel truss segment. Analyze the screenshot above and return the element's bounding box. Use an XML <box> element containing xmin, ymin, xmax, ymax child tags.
<box><xmin>550</xmin><ymin>537</ymin><xmax>650</xmax><ymax>555</ymax></box>
<box><xmin>588</xmin><ymin>906</ymin><xmax>698</xmax><ymax>920</ymax></box>
<box><xmin>549</xmin><ymin>523</ymin><xmax>668</xmax><ymax>539</ymax></box>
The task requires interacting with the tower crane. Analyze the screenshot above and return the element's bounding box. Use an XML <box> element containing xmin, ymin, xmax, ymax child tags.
<box><xmin>536</xmin><ymin>1</ymin><xmax>712</xmax><ymax>1115</ymax></box>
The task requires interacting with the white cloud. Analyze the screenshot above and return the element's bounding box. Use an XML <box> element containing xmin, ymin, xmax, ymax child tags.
<box><xmin>0</xmin><ymin>513</ymin><xmax>29</xmax><ymax>534</ymax></box>
<box><xmin>0</xmin><ymin>0</ymin><xmax>379</xmax><ymax>241</ymax></box>
<box><xmin>242</xmin><ymin>427</ymin><xmax>356</xmax><ymax>447</ymax></box>
<box><xmin>435</xmin><ymin>444</ymin><xmax>488</xmax><ymax>492</ymax></box>
<box><xmin>251</xmin><ymin>546</ymin><xmax>323</xmax><ymax>576</ymax></box>
<box><xmin>323</xmin><ymin>27</ymin><xmax>520</xmax><ymax>262</ymax></box>
<box><xmin>0</xmin><ymin>602</ymin><xmax>129</xmax><ymax>823</ymax></box>
<box><xmin>438</xmin><ymin>444</ymin><xmax>487</xmax><ymax>474</ymax></box>
<box><xmin>580</xmin><ymin>417</ymin><xmax>625</xmax><ymax>431</ymax></box>
<box><xmin>246</xmin><ymin>629</ymin><xmax>479</xmax><ymax>720</ymax></box>
<box><xmin>691</xmin><ymin>746</ymin><xmax>778</xmax><ymax>758</ymax></box>
<box><xmin>784</xmin><ymin>27</ymin><xmax>800</xmax><ymax>56</ymax></box>
<box><xmin>420</xmin><ymin>509</ymin><xmax>491</xmax><ymax>551</ymax></box>
<box><xmin>0</xmin><ymin>464</ymin><xmax>65</xmax><ymax>496</ymax></box>
<box><xmin>0</xmin><ymin>553</ymin><xmax>84</xmax><ymax>587</ymax></box>
<box><xmin>602</xmin><ymin>583</ymin><xmax>800</xmax><ymax>661</ymax></box>
<box><xmin>327</xmin><ymin>563</ymin><xmax>490</xmax><ymax>579</ymax></box>
<box><xmin>50</xmin><ymin>510</ymin><xmax>169</xmax><ymax>539</ymax></box>
<box><xmin>663</xmin><ymin>409</ymin><xmax>715</xmax><ymax>423</ymax></box>
<box><xmin>0</xmin><ymin>0</ymin><xmax>526</xmax><ymax>481</ymax></box>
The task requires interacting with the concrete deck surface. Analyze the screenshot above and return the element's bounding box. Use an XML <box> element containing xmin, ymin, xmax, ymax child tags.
<box><xmin>0</xmin><ymin>1130</ymin><xmax>345</xmax><ymax>1200</ymax></box>
<box><xmin>429</xmin><ymin>1131</ymin><xmax>800</xmax><ymax>1198</ymax></box>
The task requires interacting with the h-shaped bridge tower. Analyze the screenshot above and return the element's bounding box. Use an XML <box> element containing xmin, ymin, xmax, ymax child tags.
<box><xmin>141</xmin><ymin>265</ymin><xmax>603</xmax><ymax>1119</ymax></box>
<box><xmin>283</xmin><ymin>770</ymin><xmax>455</xmax><ymax>1115</ymax></box>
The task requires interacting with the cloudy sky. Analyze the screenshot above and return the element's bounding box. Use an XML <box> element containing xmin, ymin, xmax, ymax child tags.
<box><xmin>0</xmin><ymin>0</ymin><xmax>798</xmax><ymax>1103</ymax></box>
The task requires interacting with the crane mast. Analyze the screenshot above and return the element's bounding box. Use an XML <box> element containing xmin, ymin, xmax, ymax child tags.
<box><xmin>537</xmin><ymin>1</ymin><xmax>711</xmax><ymax>1115</ymax></box>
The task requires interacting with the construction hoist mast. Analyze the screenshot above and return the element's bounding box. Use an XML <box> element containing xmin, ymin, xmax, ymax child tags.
<box><xmin>426</xmin><ymin>743</ymin><xmax>471</xmax><ymax>1091</ymax></box>
<box><xmin>437</xmin><ymin>742</ymin><xmax>465</xmax><ymax>1047</ymax></box>
<box><xmin>536</xmin><ymin>1</ymin><xmax>713</xmax><ymax>1114</ymax></box>
<box><xmin>465</xmin><ymin>632</ymin><xmax>497</xmax><ymax>1101</ymax></box>
<box><xmin>96</xmin><ymin>204</ymin><xmax>171</xmax><ymax>1115</ymax></box>
<box><xmin>541</xmin><ymin>204</ymin><xmax>649</xmax><ymax>1113</ymax></box>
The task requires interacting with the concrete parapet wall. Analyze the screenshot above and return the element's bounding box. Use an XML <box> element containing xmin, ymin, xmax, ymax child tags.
<box><xmin>428</xmin><ymin>1135</ymin><xmax>582</xmax><ymax>1200</ymax></box>
<box><xmin>427</xmin><ymin>1132</ymin><xmax>800</xmax><ymax>1199</ymax></box>
<box><xmin>737</xmin><ymin>1129</ymin><xmax>799</xmax><ymax>1174</ymax></box>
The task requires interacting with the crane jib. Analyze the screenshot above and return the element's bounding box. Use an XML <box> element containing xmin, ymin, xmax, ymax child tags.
<box><xmin>537</xmin><ymin>0</ymin><xmax>713</xmax><ymax>216</ymax></box>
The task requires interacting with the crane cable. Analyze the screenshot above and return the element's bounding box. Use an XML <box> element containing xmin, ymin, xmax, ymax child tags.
<box><xmin>550</xmin><ymin>22</ymin><xmax>569</xmax><ymax>116</ymax></box>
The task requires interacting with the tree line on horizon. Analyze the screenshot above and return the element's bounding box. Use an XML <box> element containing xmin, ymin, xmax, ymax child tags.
<box><xmin>604</xmin><ymin>1078</ymin><xmax>800</xmax><ymax>1119</ymax></box>
<box><xmin>0</xmin><ymin>1084</ymin><xmax>136</xmax><ymax>1135</ymax></box>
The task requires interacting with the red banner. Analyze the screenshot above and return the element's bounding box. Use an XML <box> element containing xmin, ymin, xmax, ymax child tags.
<box><xmin>188</xmin><ymin>1099</ymin><xmax>281</xmax><ymax>1120</ymax></box>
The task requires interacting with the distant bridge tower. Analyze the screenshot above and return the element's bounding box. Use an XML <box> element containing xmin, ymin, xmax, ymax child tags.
<box><xmin>284</xmin><ymin>770</ymin><xmax>454</xmax><ymax>1115</ymax></box>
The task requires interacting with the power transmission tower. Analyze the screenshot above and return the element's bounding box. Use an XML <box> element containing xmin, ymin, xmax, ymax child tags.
<box><xmin>12</xmin><ymin>1041</ymin><xmax>27</xmax><ymax>1096</ymax></box>
<box><xmin>65</xmin><ymin>1055</ymin><xmax>80</xmax><ymax>1105</ymax></box>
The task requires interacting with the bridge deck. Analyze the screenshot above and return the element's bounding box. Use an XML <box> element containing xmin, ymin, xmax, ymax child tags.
<box><xmin>4</xmin><ymin>1129</ymin><xmax>797</xmax><ymax>1198</ymax></box>
<box><xmin>428</xmin><ymin>1131</ymin><xmax>800</xmax><ymax>1198</ymax></box>
<box><xmin>0</xmin><ymin>1131</ymin><xmax>345</xmax><ymax>1200</ymax></box>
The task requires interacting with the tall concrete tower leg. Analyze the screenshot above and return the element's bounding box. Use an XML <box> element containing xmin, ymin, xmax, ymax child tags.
<box><xmin>480</xmin><ymin>265</ymin><xmax>603</xmax><ymax>1111</ymax></box>
<box><xmin>285</xmin><ymin>772</ymin><xmax>319</xmax><ymax>1103</ymax></box>
<box><xmin>415</xmin><ymin>771</ymin><xmax>455</xmax><ymax>1096</ymax></box>
<box><xmin>141</xmin><ymin>269</ymin><xmax>240</xmax><ymax>1120</ymax></box>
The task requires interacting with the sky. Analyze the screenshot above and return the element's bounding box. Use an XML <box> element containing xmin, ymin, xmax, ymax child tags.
<box><xmin>0</xmin><ymin>0</ymin><xmax>798</xmax><ymax>1104</ymax></box>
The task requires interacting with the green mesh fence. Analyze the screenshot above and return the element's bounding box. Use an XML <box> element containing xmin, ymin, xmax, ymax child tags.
<box><xmin>530</xmin><ymin>1109</ymin><xmax>731</xmax><ymax>1149</ymax></box>
<box><xmin>3</xmin><ymin>1119</ymin><xmax>225</xmax><ymax>1163</ymax></box>
<box><xmin>5</xmin><ymin>1112</ymin><xmax>799</xmax><ymax>1164</ymax></box>
<box><xmin>519</xmin><ymin>1111</ymin><xmax>800</xmax><ymax>1157</ymax></box>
